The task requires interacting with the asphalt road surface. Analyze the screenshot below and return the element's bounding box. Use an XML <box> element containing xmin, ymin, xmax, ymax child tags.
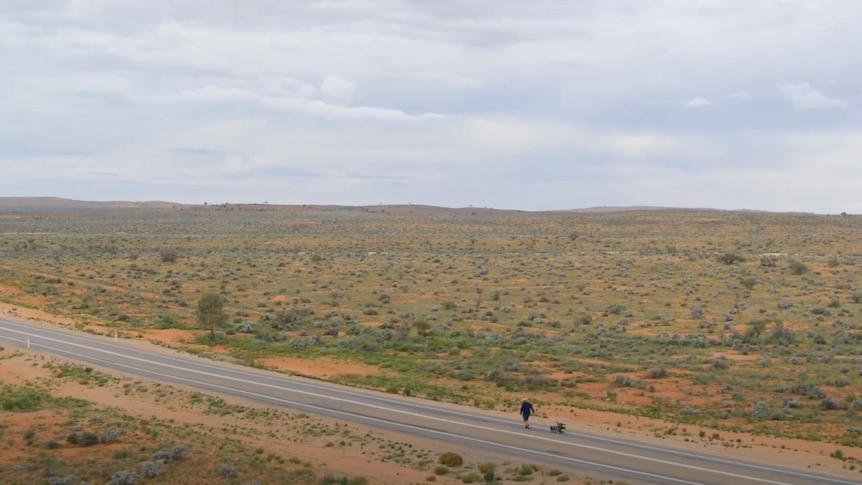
<box><xmin>1</xmin><ymin>317</ymin><xmax>859</xmax><ymax>485</ymax></box>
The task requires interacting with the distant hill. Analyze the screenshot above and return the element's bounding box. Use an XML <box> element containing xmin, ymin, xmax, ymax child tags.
<box><xmin>0</xmin><ymin>197</ymin><xmax>179</xmax><ymax>210</ymax></box>
<box><xmin>0</xmin><ymin>197</ymin><xmax>695</xmax><ymax>213</ymax></box>
<box><xmin>0</xmin><ymin>197</ymin><xmax>816</xmax><ymax>216</ymax></box>
<box><xmin>561</xmin><ymin>206</ymin><xmax>680</xmax><ymax>213</ymax></box>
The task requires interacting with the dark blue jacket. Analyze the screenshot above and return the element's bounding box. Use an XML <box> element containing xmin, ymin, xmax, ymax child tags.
<box><xmin>520</xmin><ymin>401</ymin><xmax>535</xmax><ymax>417</ymax></box>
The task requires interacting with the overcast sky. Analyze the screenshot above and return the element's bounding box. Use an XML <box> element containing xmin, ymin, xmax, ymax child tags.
<box><xmin>1</xmin><ymin>1</ymin><xmax>860</xmax><ymax>212</ymax></box>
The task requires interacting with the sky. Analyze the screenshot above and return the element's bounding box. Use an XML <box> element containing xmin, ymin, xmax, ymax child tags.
<box><xmin>1</xmin><ymin>0</ymin><xmax>861</xmax><ymax>213</ymax></box>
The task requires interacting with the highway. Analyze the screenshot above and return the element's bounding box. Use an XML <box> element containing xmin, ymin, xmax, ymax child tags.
<box><xmin>1</xmin><ymin>316</ymin><xmax>859</xmax><ymax>485</ymax></box>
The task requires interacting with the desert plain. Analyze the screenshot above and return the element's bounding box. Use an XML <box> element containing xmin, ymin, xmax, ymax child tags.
<box><xmin>1</xmin><ymin>198</ymin><xmax>861</xmax><ymax>484</ymax></box>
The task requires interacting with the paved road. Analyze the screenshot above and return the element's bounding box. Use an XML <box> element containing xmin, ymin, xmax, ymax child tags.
<box><xmin>1</xmin><ymin>317</ymin><xmax>859</xmax><ymax>485</ymax></box>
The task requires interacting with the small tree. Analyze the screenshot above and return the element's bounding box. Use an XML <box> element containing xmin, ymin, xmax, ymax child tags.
<box><xmin>197</xmin><ymin>292</ymin><xmax>227</xmax><ymax>340</ymax></box>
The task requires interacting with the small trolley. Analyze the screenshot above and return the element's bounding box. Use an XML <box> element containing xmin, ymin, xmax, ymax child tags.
<box><xmin>549</xmin><ymin>421</ymin><xmax>566</xmax><ymax>434</ymax></box>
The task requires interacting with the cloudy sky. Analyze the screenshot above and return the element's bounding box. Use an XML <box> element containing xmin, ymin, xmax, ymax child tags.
<box><xmin>1</xmin><ymin>1</ymin><xmax>860</xmax><ymax>212</ymax></box>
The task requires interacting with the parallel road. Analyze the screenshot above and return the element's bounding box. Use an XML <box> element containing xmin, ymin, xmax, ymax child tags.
<box><xmin>0</xmin><ymin>317</ymin><xmax>858</xmax><ymax>485</ymax></box>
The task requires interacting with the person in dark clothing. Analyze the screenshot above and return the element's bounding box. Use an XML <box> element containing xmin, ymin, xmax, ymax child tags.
<box><xmin>520</xmin><ymin>398</ymin><xmax>535</xmax><ymax>429</ymax></box>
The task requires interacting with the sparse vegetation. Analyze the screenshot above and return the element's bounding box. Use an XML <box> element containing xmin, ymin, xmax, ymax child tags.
<box><xmin>2</xmin><ymin>202</ymin><xmax>862</xmax><ymax>482</ymax></box>
<box><xmin>0</xmin><ymin>365</ymin><xmax>399</xmax><ymax>485</ymax></box>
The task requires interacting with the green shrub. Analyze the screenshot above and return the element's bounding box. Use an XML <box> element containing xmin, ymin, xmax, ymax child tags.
<box><xmin>71</xmin><ymin>431</ymin><xmax>99</xmax><ymax>447</ymax></box>
<box><xmin>141</xmin><ymin>460</ymin><xmax>160</xmax><ymax>478</ymax></box>
<box><xmin>613</xmin><ymin>375</ymin><xmax>634</xmax><ymax>387</ymax></box>
<box><xmin>159</xmin><ymin>249</ymin><xmax>178</xmax><ymax>263</ymax></box>
<box><xmin>318</xmin><ymin>477</ymin><xmax>368</xmax><ymax>485</ymax></box>
<box><xmin>645</xmin><ymin>367</ymin><xmax>667</xmax><ymax>379</ymax></box>
<box><xmin>102</xmin><ymin>428</ymin><xmax>124</xmax><ymax>443</ymax></box>
<box><xmin>717</xmin><ymin>253</ymin><xmax>744</xmax><ymax>265</ymax></box>
<box><xmin>48</xmin><ymin>475</ymin><xmax>77</xmax><ymax>485</ymax></box>
<box><xmin>788</xmin><ymin>260</ymin><xmax>809</xmax><ymax>275</ymax></box>
<box><xmin>751</xmin><ymin>401</ymin><xmax>770</xmax><ymax>421</ymax></box>
<box><xmin>219</xmin><ymin>462</ymin><xmax>238</xmax><ymax>478</ymax></box>
<box><xmin>438</xmin><ymin>452</ymin><xmax>463</xmax><ymax>467</ymax></box>
<box><xmin>460</xmin><ymin>473</ymin><xmax>480</xmax><ymax>483</ymax></box>
<box><xmin>739</xmin><ymin>276</ymin><xmax>757</xmax><ymax>290</ymax></box>
<box><xmin>105</xmin><ymin>471</ymin><xmax>135</xmax><ymax>485</ymax></box>
<box><xmin>0</xmin><ymin>387</ymin><xmax>46</xmax><ymax>411</ymax></box>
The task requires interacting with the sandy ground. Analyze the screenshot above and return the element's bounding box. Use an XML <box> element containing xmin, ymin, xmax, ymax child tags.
<box><xmin>2</xmin><ymin>303</ymin><xmax>860</xmax><ymax>484</ymax></box>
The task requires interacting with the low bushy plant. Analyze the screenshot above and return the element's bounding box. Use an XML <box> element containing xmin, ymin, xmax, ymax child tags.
<box><xmin>438</xmin><ymin>451</ymin><xmax>463</xmax><ymax>467</ymax></box>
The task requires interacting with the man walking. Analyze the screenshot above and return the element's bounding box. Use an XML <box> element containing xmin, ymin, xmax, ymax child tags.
<box><xmin>520</xmin><ymin>398</ymin><xmax>535</xmax><ymax>429</ymax></box>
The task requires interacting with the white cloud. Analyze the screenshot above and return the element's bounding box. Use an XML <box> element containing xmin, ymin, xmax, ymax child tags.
<box><xmin>685</xmin><ymin>97</ymin><xmax>714</xmax><ymax>108</ymax></box>
<box><xmin>168</xmin><ymin>85</ymin><xmax>442</xmax><ymax>122</ymax></box>
<box><xmin>319</xmin><ymin>75</ymin><xmax>357</xmax><ymax>104</ymax></box>
<box><xmin>601</xmin><ymin>134</ymin><xmax>689</xmax><ymax>157</ymax></box>
<box><xmin>461</xmin><ymin>118</ymin><xmax>573</xmax><ymax>152</ymax></box>
<box><xmin>397</xmin><ymin>71</ymin><xmax>484</xmax><ymax>88</ymax></box>
<box><xmin>778</xmin><ymin>83</ymin><xmax>848</xmax><ymax>109</ymax></box>
<box><xmin>784</xmin><ymin>132</ymin><xmax>862</xmax><ymax>171</ymax></box>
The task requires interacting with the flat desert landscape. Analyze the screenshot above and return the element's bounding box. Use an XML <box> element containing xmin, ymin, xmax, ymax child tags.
<box><xmin>2</xmin><ymin>198</ymin><xmax>861</xmax><ymax>484</ymax></box>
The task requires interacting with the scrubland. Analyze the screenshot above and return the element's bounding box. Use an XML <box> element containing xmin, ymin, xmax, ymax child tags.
<box><xmin>1</xmin><ymin>201</ymin><xmax>861</xmax><ymax>483</ymax></box>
